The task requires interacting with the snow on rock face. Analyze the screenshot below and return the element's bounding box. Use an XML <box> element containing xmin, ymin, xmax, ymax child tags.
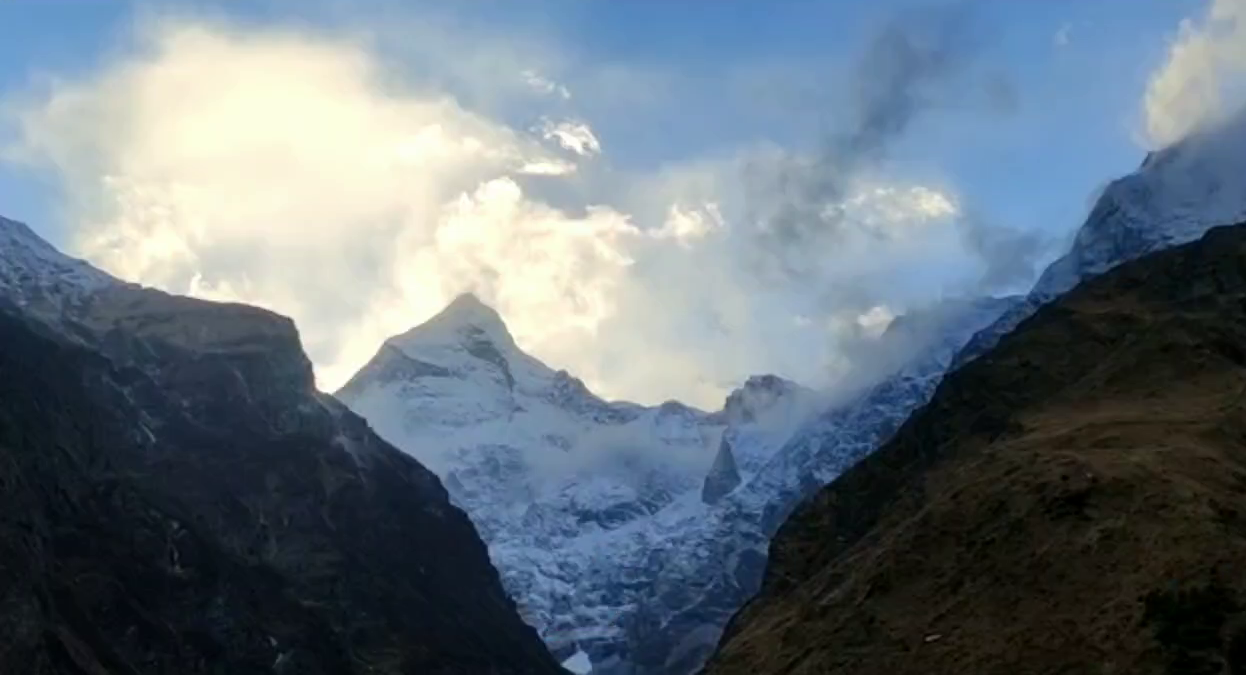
<box><xmin>335</xmin><ymin>290</ymin><xmax>1015</xmax><ymax>674</ymax></box>
<box><xmin>959</xmin><ymin>110</ymin><xmax>1246</xmax><ymax>366</ymax></box>
<box><xmin>1037</xmin><ymin>112</ymin><xmax>1246</xmax><ymax>299</ymax></box>
<box><xmin>0</xmin><ymin>216</ymin><xmax>118</xmax><ymax>315</ymax></box>
<box><xmin>336</xmin><ymin>293</ymin><xmax>821</xmax><ymax>670</ymax></box>
<box><xmin>606</xmin><ymin>295</ymin><xmax>1018</xmax><ymax>675</ymax></box>
<box><xmin>562</xmin><ymin>650</ymin><xmax>593</xmax><ymax>674</ymax></box>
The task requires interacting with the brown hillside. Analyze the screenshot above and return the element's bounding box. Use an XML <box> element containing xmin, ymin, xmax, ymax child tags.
<box><xmin>703</xmin><ymin>223</ymin><xmax>1246</xmax><ymax>675</ymax></box>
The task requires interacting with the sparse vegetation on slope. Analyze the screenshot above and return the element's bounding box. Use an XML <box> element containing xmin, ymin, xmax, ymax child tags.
<box><xmin>704</xmin><ymin>223</ymin><xmax>1246</xmax><ymax>675</ymax></box>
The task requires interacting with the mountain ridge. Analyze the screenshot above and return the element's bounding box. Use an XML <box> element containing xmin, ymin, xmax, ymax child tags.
<box><xmin>0</xmin><ymin>217</ymin><xmax>565</xmax><ymax>674</ymax></box>
<box><xmin>702</xmin><ymin>221</ymin><xmax>1246</xmax><ymax>675</ymax></box>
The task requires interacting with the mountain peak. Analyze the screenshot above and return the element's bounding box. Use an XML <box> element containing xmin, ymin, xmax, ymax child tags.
<box><xmin>445</xmin><ymin>291</ymin><xmax>493</xmax><ymax>315</ymax></box>
<box><xmin>390</xmin><ymin>292</ymin><xmax>516</xmax><ymax>354</ymax></box>
<box><xmin>721</xmin><ymin>375</ymin><xmax>810</xmax><ymax>425</ymax></box>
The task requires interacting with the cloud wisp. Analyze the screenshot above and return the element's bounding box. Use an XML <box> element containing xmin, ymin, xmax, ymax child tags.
<box><xmin>4</xmin><ymin>6</ymin><xmax>1037</xmax><ymax>409</ymax></box>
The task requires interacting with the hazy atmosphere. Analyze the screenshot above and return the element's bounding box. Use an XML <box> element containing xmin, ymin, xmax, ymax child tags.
<box><xmin>2</xmin><ymin>0</ymin><xmax>1241</xmax><ymax>407</ymax></box>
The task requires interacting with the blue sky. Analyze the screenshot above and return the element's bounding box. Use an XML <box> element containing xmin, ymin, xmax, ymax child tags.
<box><xmin>0</xmin><ymin>0</ymin><xmax>1201</xmax><ymax>238</ymax></box>
<box><xmin>0</xmin><ymin>0</ymin><xmax>1222</xmax><ymax>405</ymax></box>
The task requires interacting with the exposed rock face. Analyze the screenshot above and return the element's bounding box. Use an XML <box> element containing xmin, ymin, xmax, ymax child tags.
<box><xmin>701</xmin><ymin>439</ymin><xmax>742</xmax><ymax>505</ymax></box>
<box><xmin>703</xmin><ymin>223</ymin><xmax>1246</xmax><ymax>675</ymax></box>
<box><xmin>0</xmin><ymin>221</ymin><xmax>563</xmax><ymax>674</ymax></box>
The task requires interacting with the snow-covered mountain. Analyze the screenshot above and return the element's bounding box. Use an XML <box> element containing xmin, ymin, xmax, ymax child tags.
<box><xmin>336</xmin><ymin>289</ymin><xmax>1014</xmax><ymax>674</ymax></box>
<box><xmin>335</xmin><ymin>296</ymin><xmax>821</xmax><ymax>665</ymax></box>
<box><xmin>338</xmin><ymin>109</ymin><xmax>1246</xmax><ymax>674</ymax></box>
<box><xmin>958</xmin><ymin>108</ymin><xmax>1246</xmax><ymax>366</ymax></box>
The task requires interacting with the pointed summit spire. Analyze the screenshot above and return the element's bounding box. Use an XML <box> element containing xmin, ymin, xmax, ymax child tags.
<box><xmin>430</xmin><ymin>292</ymin><xmax>511</xmax><ymax>337</ymax></box>
<box><xmin>702</xmin><ymin>435</ymin><xmax>742</xmax><ymax>505</ymax></box>
<box><xmin>388</xmin><ymin>291</ymin><xmax>517</xmax><ymax>355</ymax></box>
<box><xmin>439</xmin><ymin>291</ymin><xmax>503</xmax><ymax>325</ymax></box>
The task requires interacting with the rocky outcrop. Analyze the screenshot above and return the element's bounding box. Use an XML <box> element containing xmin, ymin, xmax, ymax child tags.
<box><xmin>701</xmin><ymin>439</ymin><xmax>742</xmax><ymax>505</ymax></box>
<box><xmin>0</xmin><ymin>222</ymin><xmax>563</xmax><ymax>674</ymax></box>
<box><xmin>704</xmin><ymin>223</ymin><xmax>1246</xmax><ymax>674</ymax></box>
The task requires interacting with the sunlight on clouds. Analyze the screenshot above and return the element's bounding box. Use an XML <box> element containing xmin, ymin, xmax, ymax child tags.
<box><xmin>841</xmin><ymin>185</ymin><xmax>958</xmax><ymax>236</ymax></box>
<box><xmin>7</xmin><ymin>17</ymin><xmax>988</xmax><ymax>408</ymax></box>
<box><xmin>539</xmin><ymin>118</ymin><xmax>602</xmax><ymax>157</ymax></box>
<box><xmin>855</xmin><ymin>305</ymin><xmax>896</xmax><ymax>337</ymax></box>
<box><xmin>1142</xmin><ymin>0</ymin><xmax>1246</xmax><ymax>148</ymax></box>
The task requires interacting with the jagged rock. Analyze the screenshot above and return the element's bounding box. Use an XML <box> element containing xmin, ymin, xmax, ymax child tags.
<box><xmin>701</xmin><ymin>437</ymin><xmax>742</xmax><ymax>505</ymax></box>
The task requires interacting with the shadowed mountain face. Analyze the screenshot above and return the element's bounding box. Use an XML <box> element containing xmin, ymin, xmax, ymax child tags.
<box><xmin>0</xmin><ymin>228</ymin><xmax>564</xmax><ymax>673</ymax></box>
<box><xmin>703</xmin><ymin>223</ymin><xmax>1246</xmax><ymax>675</ymax></box>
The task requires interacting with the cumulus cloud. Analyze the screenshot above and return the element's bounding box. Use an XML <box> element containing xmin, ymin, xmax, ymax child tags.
<box><xmin>3</xmin><ymin>9</ymin><xmax>1030</xmax><ymax>409</ymax></box>
<box><xmin>1142</xmin><ymin>0</ymin><xmax>1246</xmax><ymax>148</ymax></box>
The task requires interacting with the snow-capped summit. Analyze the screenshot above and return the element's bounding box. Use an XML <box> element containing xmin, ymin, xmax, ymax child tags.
<box><xmin>336</xmin><ymin>293</ymin><xmax>822</xmax><ymax>669</ymax></box>
<box><xmin>720</xmin><ymin>375</ymin><xmax>810</xmax><ymax>426</ymax></box>
<box><xmin>390</xmin><ymin>291</ymin><xmax>517</xmax><ymax>353</ymax></box>
<box><xmin>1034</xmin><ymin>108</ymin><xmax>1246</xmax><ymax>299</ymax></box>
<box><xmin>958</xmin><ymin>106</ymin><xmax>1246</xmax><ymax>366</ymax></box>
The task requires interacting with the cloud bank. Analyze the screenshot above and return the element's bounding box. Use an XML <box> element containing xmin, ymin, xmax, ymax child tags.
<box><xmin>5</xmin><ymin>8</ymin><xmax>1029</xmax><ymax>409</ymax></box>
<box><xmin>1143</xmin><ymin>0</ymin><xmax>1246</xmax><ymax>148</ymax></box>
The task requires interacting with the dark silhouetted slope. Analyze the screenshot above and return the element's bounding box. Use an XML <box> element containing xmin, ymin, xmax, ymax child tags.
<box><xmin>704</xmin><ymin>223</ymin><xmax>1246</xmax><ymax>675</ymax></box>
<box><xmin>0</xmin><ymin>279</ymin><xmax>563</xmax><ymax>672</ymax></box>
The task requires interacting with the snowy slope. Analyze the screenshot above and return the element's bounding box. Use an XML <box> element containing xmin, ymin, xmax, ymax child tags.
<box><xmin>0</xmin><ymin>215</ymin><xmax>118</xmax><ymax>315</ymax></box>
<box><xmin>958</xmin><ymin>109</ymin><xmax>1246</xmax><ymax>365</ymax></box>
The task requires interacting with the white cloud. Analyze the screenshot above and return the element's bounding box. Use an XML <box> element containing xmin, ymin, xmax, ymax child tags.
<box><xmin>5</xmin><ymin>16</ymin><xmax>998</xmax><ymax>409</ymax></box>
<box><xmin>1142</xmin><ymin>0</ymin><xmax>1246</xmax><ymax>148</ymax></box>
<box><xmin>539</xmin><ymin>118</ymin><xmax>602</xmax><ymax>157</ymax></box>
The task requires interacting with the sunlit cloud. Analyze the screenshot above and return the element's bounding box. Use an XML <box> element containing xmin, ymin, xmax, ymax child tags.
<box><xmin>538</xmin><ymin>118</ymin><xmax>602</xmax><ymax>157</ymax></box>
<box><xmin>1142</xmin><ymin>0</ymin><xmax>1246</xmax><ymax>148</ymax></box>
<box><xmin>4</xmin><ymin>13</ymin><xmax>1017</xmax><ymax>408</ymax></box>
